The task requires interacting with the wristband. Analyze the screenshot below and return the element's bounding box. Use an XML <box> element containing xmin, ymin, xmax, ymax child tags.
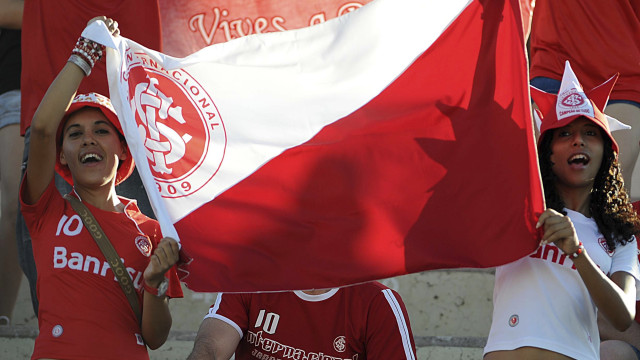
<box><xmin>567</xmin><ymin>241</ymin><xmax>584</xmax><ymax>259</ymax></box>
<box><xmin>68</xmin><ymin>54</ymin><xmax>92</xmax><ymax>76</ymax></box>
<box><xmin>143</xmin><ymin>278</ymin><xmax>169</xmax><ymax>298</ymax></box>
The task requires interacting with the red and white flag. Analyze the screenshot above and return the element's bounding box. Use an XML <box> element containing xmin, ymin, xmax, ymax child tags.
<box><xmin>86</xmin><ymin>0</ymin><xmax>544</xmax><ymax>292</ymax></box>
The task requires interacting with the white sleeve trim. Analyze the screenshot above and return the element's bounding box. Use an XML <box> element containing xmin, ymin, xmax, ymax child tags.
<box><xmin>203</xmin><ymin>293</ymin><xmax>244</xmax><ymax>339</ymax></box>
<box><xmin>382</xmin><ymin>289</ymin><xmax>416</xmax><ymax>360</ymax></box>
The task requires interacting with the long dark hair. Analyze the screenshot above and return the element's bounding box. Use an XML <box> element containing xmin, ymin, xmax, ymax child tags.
<box><xmin>538</xmin><ymin>127</ymin><xmax>640</xmax><ymax>250</ymax></box>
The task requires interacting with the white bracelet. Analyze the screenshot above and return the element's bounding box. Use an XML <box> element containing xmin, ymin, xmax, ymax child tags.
<box><xmin>68</xmin><ymin>54</ymin><xmax>91</xmax><ymax>76</ymax></box>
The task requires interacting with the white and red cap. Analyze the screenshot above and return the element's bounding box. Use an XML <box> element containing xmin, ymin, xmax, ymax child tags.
<box><xmin>531</xmin><ymin>61</ymin><xmax>630</xmax><ymax>154</ymax></box>
<box><xmin>56</xmin><ymin>93</ymin><xmax>134</xmax><ymax>185</ymax></box>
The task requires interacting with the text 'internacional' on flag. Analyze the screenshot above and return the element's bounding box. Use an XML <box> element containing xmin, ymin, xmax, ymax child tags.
<box><xmin>85</xmin><ymin>0</ymin><xmax>545</xmax><ymax>292</ymax></box>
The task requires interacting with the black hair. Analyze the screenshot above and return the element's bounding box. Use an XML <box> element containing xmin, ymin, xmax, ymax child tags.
<box><xmin>538</xmin><ymin>127</ymin><xmax>640</xmax><ymax>250</ymax></box>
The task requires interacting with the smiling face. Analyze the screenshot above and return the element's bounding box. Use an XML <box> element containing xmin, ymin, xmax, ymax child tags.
<box><xmin>549</xmin><ymin>117</ymin><xmax>604</xmax><ymax>192</ymax></box>
<box><xmin>59</xmin><ymin>107</ymin><xmax>128</xmax><ymax>188</ymax></box>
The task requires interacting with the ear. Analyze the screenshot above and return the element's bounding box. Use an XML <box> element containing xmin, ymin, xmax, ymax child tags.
<box><xmin>59</xmin><ymin>150</ymin><xmax>68</xmax><ymax>166</ymax></box>
<box><xmin>119</xmin><ymin>140</ymin><xmax>128</xmax><ymax>161</ymax></box>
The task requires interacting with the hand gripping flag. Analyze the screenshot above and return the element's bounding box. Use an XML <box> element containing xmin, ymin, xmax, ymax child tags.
<box><xmin>85</xmin><ymin>0</ymin><xmax>545</xmax><ymax>292</ymax></box>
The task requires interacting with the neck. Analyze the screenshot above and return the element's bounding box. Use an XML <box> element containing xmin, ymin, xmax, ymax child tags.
<box><xmin>302</xmin><ymin>289</ymin><xmax>331</xmax><ymax>296</ymax></box>
<box><xmin>73</xmin><ymin>185</ymin><xmax>124</xmax><ymax>213</ymax></box>
<box><xmin>556</xmin><ymin>185</ymin><xmax>592</xmax><ymax>217</ymax></box>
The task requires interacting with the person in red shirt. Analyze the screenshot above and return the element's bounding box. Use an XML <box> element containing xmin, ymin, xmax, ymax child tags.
<box><xmin>187</xmin><ymin>282</ymin><xmax>417</xmax><ymax>360</ymax></box>
<box><xmin>16</xmin><ymin>0</ymin><xmax>163</xmax><ymax>317</ymax></box>
<box><xmin>599</xmin><ymin>201</ymin><xmax>640</xmax><ymax>360</ymax></box>
<box><xmin>20</xmin><ymin>17</ymin><xmax>182</xmax><ymax>359</ymax></box>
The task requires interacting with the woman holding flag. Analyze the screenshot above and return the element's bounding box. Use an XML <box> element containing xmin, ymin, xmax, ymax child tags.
<box><xmin>20</xmin><ymin>17</ymin><xmax>183</xmax><ymax>359</ymax></box>
<box><xmin>483</xmin><ymin>62</ymin><xmax>640</xmax><ymax>360</ymax></box>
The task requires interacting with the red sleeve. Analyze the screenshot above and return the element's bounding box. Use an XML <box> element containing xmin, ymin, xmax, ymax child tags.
<box><xmin>19</xmin><ymin>175</ymin><xmax>61</xmax><ymax>235</ymax></box>
<box><xmin>364</xmin><ymin>288</ymin><xmax>417</xmax><ymax>359</ymax></box>
<box><xmin>206</xmin><ymin>293</ymin><xmax>251</xmax><ymax>335</ymax></box>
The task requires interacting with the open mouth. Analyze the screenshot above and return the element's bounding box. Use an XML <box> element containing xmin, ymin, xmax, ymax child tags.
<box><xmin>80</xmin><ymin>153</ymin><xmax>103</xmax><ymax>164</ymax></box>
<box><xmin>567</xmin><ymin>153</ymin><xmax>589</xmax><ymax>166</ymax></box>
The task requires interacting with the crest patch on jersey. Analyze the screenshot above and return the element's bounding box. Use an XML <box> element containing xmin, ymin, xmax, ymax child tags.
<box><xmin>598</xmin><ymin>238</ymin><xmax>614</xmax><ymax>256</ymax></box>
<box><xmin>333</xmin><ymin>335</ymin><xmax>347</xmax><ymax>352</ymax></box>
<box><xmin>135</xmin><ymin>236</ymin><xmax>153</xmax><ymax>257</ymax></box>
<box><xmin>508</xmin><ymin>314</ymin><xmax>519</xmax><ymax>327</ymax></box>
<box><xmin>52</xmin><ymin>324</ymin><xmax>63</xmax><ymax>337</ymax></box>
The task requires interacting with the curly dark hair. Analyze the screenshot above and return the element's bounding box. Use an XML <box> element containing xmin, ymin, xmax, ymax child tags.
<box><xmin>538</xmin><ymin>128</ymin><xmax>640</xmax><ymax>251</ymax></box>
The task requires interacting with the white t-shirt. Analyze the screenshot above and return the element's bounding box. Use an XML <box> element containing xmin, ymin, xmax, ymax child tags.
<box><xmin>484</xmin><ymin>209</ymin><xmax>640</xmax><ymax>360</ymax></box>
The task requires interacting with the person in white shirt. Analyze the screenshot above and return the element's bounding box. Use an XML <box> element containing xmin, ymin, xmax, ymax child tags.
<box><xmin>484</xmin><ymin>62</ymin><xmax>640</xmax><ymax>360</ymax></box>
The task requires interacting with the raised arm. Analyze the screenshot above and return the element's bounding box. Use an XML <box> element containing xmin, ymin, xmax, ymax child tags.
<box><xmin>24</xmin><ymin>16</ymin><xmax>118</xmax><ymax>204</ymax></box>
<box><xmin>24</xmin><ymin>62</ymin><xmax>84</xmax><ymax>204</ymax></box>
<box><xmin>187</xmin><ymin>317</ymin><xmax>241</xmax><ymax>360</ymax></box>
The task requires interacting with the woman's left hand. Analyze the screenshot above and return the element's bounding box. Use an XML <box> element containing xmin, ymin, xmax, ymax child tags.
<box><xmin>143</xmin><ymin>237</ymin><xmax>180</xmax><ymax>288</ymax></box>
<box><xmin>88</xmin><ymin>16</ymin><xmax>120</xmax><ymax>37</ymax></box>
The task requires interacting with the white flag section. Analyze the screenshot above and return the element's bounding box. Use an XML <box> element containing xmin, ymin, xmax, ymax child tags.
<box><xmin>83</xmin><ymin>0</ymin><xmax>471</xmax><ymax>241</ymax></box>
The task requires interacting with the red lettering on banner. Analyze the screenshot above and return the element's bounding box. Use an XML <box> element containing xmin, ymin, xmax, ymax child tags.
<box><xmin>187</xmin><ymin>3</ymin><xmax>365</xmax><ymax>46</ymax></box>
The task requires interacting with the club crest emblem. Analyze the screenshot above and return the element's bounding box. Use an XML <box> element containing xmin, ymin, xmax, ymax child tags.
<box><xmin>122</xmin><ymin>48</ymin><xmax>227</xmax><ymax>199</ymax></box>
<box><xmin>52</xmin><ymin>324</ymin><xmax>63</xmax><ymax>337</ymax></box>
<box><xmin>135</xmin><ymin>236</ymin><xmax>153</xmax><ymax>257</ymax></box>
<box><xmin>508</xmin><ymin>314</ymin><xmax>519</xmax><ymax>327</ymax></box>
<box><xmin>560</xmin><ymin>92</ymin><xmax>585</xmax><ymax>107</ymax></box>
<box><xmin>333</xmin><ymin>335</ymin><xmax>346</xmax><ymax>352</ymax></box>
<box><xmin>599</xmin><ymin>238</ymin><xmax>614</xmax><ymax>256</ymax></box>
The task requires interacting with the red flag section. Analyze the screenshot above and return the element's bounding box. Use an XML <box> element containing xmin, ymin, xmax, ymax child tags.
<box><xmin>173</xmin><ymin>0</ymin><xmax>544</xmax><ymax>292</ymax></box>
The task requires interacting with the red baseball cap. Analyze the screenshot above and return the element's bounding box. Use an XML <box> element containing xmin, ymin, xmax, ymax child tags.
<box><xmin>531</xmin><ymin>61</ymin><xmax>623</xmax><ymax>153</ymax></box>
<box><xmin>56</xmin><ymin>93</ymin><xmax>134</xmax><ymax>186</ymax></box>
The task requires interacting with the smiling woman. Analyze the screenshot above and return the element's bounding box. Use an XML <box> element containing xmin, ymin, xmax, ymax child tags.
<box><xmin>483</xmin><ymin>62</ymin><xmax>640</xmax><ymax>360</ymax></box>
<box><xmin>19</xmin><ymin>17</ymin><xmax>184</xmax><ymax>360</ymax></box>
<box><xmin>54</xmin><ymin>96</ymin><xmax>132</xmax><ymax>189</ymax></box>
<box><xmin>548</xmin><ymin>118</ymin><xmax>604</xmax><ymax>193</ymax></box>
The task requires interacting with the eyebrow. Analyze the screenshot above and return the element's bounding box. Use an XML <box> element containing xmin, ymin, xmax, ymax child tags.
<box><xmin>65</xmin><ymin>120</ymin><xmax>112</xmax><ymax>134</ymax></box>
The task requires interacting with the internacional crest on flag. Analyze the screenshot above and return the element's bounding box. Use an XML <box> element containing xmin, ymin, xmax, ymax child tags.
<box><xmin>84</xmin><ymin>0</ymin><xmax>545</xmax><ymax>292</ymax></box>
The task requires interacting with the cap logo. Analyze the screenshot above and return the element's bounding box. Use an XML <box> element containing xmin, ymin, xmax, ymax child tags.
<box><xmin>560</xmin><ymin>92</ymin><xmax>585</xmax><ymax>107</ymax></box>
<box><xmin>71</xmin><ymin>93</ymin><xmax>116</xmax><ymax>114</ymax></box>
<box><xmin>556</xmin><ymin>62</ymin><xmax>594</xmax><ymax>121</ymax></box>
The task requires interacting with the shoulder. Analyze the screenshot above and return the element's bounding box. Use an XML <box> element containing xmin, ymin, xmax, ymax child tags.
<box><xmin>342</xmin><ymin>281</ymin><xmax>402</xmax><ymax>305</ymax></box>
<box><xmin>122</xmin><ymin>201</ymin><xmax>161</xmax><ymax>237</ymax></box>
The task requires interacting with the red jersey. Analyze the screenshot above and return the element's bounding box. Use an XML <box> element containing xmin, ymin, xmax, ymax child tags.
<box><xmin>20</xmin><ymin>179</ymin><xmax>182</xmax><ymax>360</ymax></box>
<box><xmin>20</xmin><ymin>0</ymin><xmax>162</xmax><ymax>135</ymax></box>
<box><xmin>529</xmin><ymin>0</ymin><xmax>640</xmax><ymax>103</ymax></box>
<box><xmin>206</xmin><ymin>282</ymin><xmax>417</xmax><ymax>360</ymax></box>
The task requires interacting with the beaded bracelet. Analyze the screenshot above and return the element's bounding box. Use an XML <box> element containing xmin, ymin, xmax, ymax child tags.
<box><xmin>70</xmin><ymin>36</ymin><xmax>105</xmax><ymax>76</ymax></box>
<box><xmin>567</xmin><ymin>241</ymin><xmax>584</xmax><ymax>259</ymax></box>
